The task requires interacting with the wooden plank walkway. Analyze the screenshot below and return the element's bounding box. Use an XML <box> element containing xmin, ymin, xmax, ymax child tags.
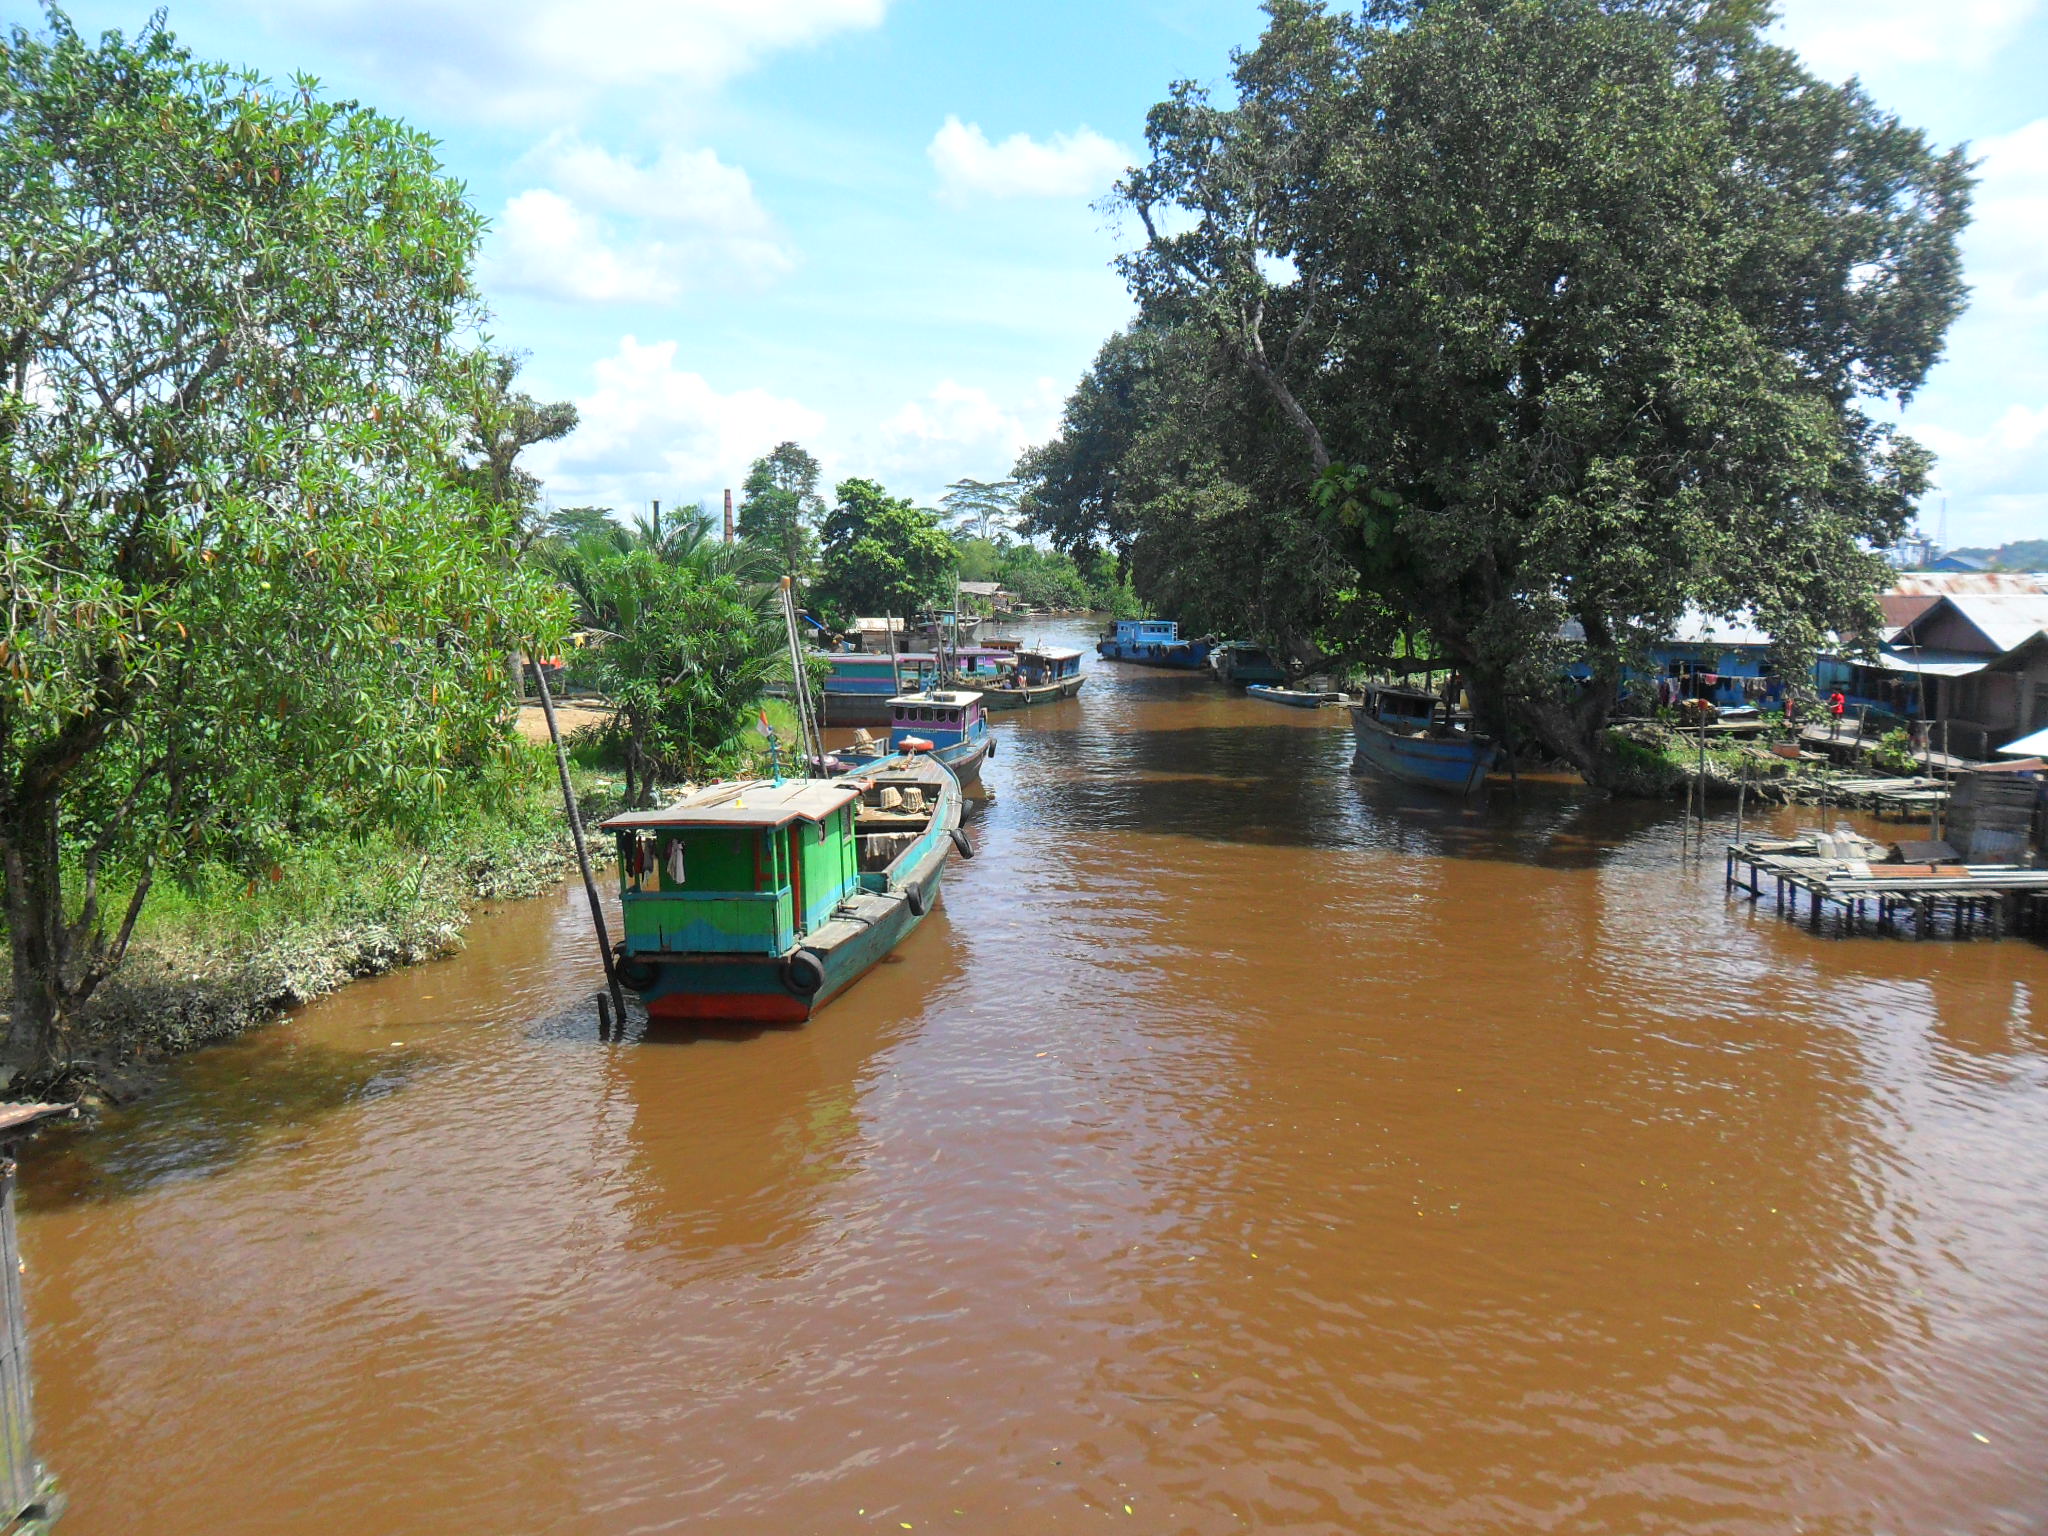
<box><xmin>1724</xmin><ymin>837</ymin><xmax>2048</xmax><ymax>940</ymax></box>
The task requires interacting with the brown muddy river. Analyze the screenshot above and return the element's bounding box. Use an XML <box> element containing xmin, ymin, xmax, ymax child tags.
<box><xmin>19</xmin><ymin>622</ymin><xmax>2048</xmax><ymax>1534</ymax></box>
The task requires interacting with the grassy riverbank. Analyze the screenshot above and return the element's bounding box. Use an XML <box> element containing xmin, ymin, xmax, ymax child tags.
<box><xmin>3</xmin><ymin>744</ymin><xmax>624</xmax><ymax>1103</ymax></box>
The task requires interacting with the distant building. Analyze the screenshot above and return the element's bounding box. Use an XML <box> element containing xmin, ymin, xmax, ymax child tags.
<box><xmin>1923</xmin><ymin>551</ymin><xmax>1994</xmax><ymax>573</ymax></box>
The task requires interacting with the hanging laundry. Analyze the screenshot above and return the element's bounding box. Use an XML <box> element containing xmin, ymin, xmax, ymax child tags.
<box><xmin>665</xmin><ymin>840</ymin><xmax>687</xmax><ymax>887</ymax></box>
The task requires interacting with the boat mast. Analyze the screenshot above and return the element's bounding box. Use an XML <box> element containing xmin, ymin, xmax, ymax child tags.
<box><xmin>778</xmin><ymin>577</ymin><xmax>825</xmax><ymax>771</ymax></box>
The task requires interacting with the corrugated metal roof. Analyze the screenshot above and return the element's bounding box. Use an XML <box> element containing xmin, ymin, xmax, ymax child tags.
<box><xmin>1668</xmin><ymin>606</ymin><xmax>1773</xmax><ymax>648</ymax></box>
<box><xmin>1890</xmin><ymin>571</ymin><xmax>2048</xmax><ymax>596</ymax></box>
<box><xmin>1903</xmin><ymin>593</ymin><xmax>2048</xmax><ymax>653</ymax></box>
<box><xmin>1869</xmin><ymin>649</ymin><xmax>1992</xmax><ymax>678</ymax></box>
<box><xmin>599</xmin><ymin>778</ymin><xmax>861</xmax><ymax>830</ymax></box>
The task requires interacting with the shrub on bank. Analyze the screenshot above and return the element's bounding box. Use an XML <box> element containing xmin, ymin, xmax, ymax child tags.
<box><xmin>0</xmin><ymin>743</ymin><xmax>605</xmax><ymax>1099</ymax></box>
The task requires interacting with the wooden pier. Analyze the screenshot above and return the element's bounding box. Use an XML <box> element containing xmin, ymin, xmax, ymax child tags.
<box><xmin>1725</xmin><ymin>836</ymin><xmax>2048</xmax><ymax>939</ymax></box>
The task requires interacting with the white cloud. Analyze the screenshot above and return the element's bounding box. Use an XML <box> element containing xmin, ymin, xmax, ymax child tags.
<box><xmin>873</xmin><ymin>378</ymin><xmax>1064</xmax><ymax>487</ymax></box>
<box><xmin>528</xmin><ymin>336</ymin><xmax>825</xmax><ymax>510</ymax></box>
<box><xmin>484</xmin><ymin>139</ymin><xmax>792</xmax><ymax>305</ymax></box>
<box><xmin>1919</xmin><ymin>402</ymin><xmax>2048</xmax><ymax>496</ymax></box>
<box><xmin>251</xmin><ymin>0</ymin><xmax>889</xmax><ymax>120</ymax></box>
<box><xmin>1773</xmin><ymin>0</ymin><xmax>2040</xmax><ymax>75</ymax></box>
<box><xmin>1961</xmin><ymin>118</ymin><xmax>2048</xmax><ymax>318</ymax></box>
<box><xmin>927</xmin><ymin>116</ymin><xmax>1130</xmax><ymax>204</ymax></box>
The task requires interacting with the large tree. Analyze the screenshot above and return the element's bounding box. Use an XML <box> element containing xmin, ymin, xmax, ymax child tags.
<box><xmin>1088</xmin><ymin>0</ymin><xmax>1971</xmax><ymax>772</ymax></box>
<box><xmin>938</xmin><ymin>477</ymin><xmax>1023</xmax><ymax>543</ymax></box>
<box><xmin>0</xmin><ymin>11</ymin><xmax>563</xmax><ymax>1076</ymax></box>
<box><xmin>737</xmin><ymin>440</ymin><xmax>826</xmax><ymax>578</ymax></box>
<box><xmin>452</xmin><ymin>349</ymin><xmax>577</xmax><ymax>547</ymax></box>
<box><xmin>813</xmin><ymin>478</ymin><xmax>958</xmax><ymax>623</ymax></box>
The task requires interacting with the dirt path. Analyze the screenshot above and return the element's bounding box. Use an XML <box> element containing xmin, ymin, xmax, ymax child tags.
<box><xmin>513</xmin><ymin>700</ymin><xmax>611</xmax><ymax>744</ymax></box>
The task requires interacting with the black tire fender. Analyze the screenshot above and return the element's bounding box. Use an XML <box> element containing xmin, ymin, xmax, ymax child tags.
<box><xmin>782</xmin><ymin>948</ymin><xmax>827</xmax><ymax>996</ymax></box>
<box><xmin>903</xmin><ymin>883</ymin><xmax>927</xmax><ymax>917</ymax></box>
<box><xmin>949</xmin><ymin>827</ymin><xmax>975</xmax><ymax>859</ymax></box>
<box><xmin>987</xmin><ymin>735</ymin><xmax>996</xmax><ymax>756</ymax></box>
<box><xmin>616</xmin><ymin>957</ymin><xmax>659</xmax><ymax>993</ymax></box>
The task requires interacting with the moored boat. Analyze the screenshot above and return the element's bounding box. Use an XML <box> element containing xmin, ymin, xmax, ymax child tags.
<box><xmin>821</xmin><ymin>648</ymin><xmax>1012</xmax><ymax>725</ymax></box>
<box><xmin>1097</xmin><ymin>618</ymin><xmax>1210</xmax><ymax>669</ymax></box>
<box><xmin>600</xmin><ymin>756</ymin><xmax>963</xmax><ymax>1024</ymax></box>
<box><xmin>836</xmin><ymin>689</ymin><xmax>994</xmax><ymax>787</ymax></box>
<box><xmin>1247</xmin><ymin>684</ymin><xmax>1341</xmax><ymax>709</ymax></box>
<box><xmin>980</xmin><ymin>646</ymin><xmax>1086</xmax><ymax>711</ymax></box>
<box><xmin>1211</xmin><ymin>641</ymin><xmax>1287</xmax><ymax>686</ymax></box>
<box><xmin>1349</xmin><ymin>683</ymin><xmax>1498</xmax><ymax>794</ymax></box>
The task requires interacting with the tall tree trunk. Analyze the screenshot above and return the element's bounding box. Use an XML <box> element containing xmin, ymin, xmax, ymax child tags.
<box><xmin>2</xmin><ymin>796</ymin><xmax>69</xmax><ymax>1078</ymax></box>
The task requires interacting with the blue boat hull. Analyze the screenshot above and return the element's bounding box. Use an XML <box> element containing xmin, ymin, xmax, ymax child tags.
<box><xmin>1247</xmin><ymin>685</ymin><xmax>1331</xmax><ymax>709</ymax></box>
<box><xmin>1349</xmin><ymin>711</ymin><xmax>1497</xmax><ymax>794</ymax></box>
<box><xmin>1098</xmin><ymin>638</ymin><xmax>1211</xmax><ymax>669</ymax></box>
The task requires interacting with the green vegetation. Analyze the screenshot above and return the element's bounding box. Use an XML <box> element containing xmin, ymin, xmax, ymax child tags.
<box><xmin>938</xmin><ymin>477</ymin><xmax>1023</xmax><ymax>542</ymax></box>
<box><xmin>1868</xmin><ymin>728</ymin><xmax>1922</xmax><ymax>776</ymax></box>
<box><xmin>28</xmin><ymin>746</ymin><xmax>597</xmax><ymax>1083</ymax></box>
<box><xmin>1</xmin><ymin>11</ymin><xmax>571</xmax><ymax>1079</ymax></box>
<box><xmin>1947</xmin><ymin>539</ymin><xmax>2048</xmax><ymax>572</ymax></box>
<box><xmin>737</xmin><ymin>441</ymin><xmax>826</xmax><ymax>580</ymax></box>
<box><xmin>554</xmin><ymin>508</ymin><xmax>795</xmax><ymax>803</ymax></box>
<box><xmin>814</xmin><ymin>477</ymin><xmax>959</xmax><ymax>623</ymax></box>
<box><xmin>1022</xmin><ymin>0</ymin><xmax>1970</xmax><ymax>789</ymax></box>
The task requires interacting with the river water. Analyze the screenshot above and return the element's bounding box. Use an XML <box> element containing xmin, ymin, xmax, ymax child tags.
<box><xmin>19</xmin><ymin>621</ymin><xmax>2048</xmax><ymax>1534</ymax></box>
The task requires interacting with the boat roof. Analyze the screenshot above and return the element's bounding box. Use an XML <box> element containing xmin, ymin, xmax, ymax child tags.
<box><xmin>1020</xmin><ymin>646</ymin><xmax>1082</xmax><ymax>660</ymax></box>
<box><xmin>1364</xmin><ymin>682</ymin><xmax>1442</xmax><ymax>702</ymax></box>
<box><xmin>890</xmin><ymin>690</ymin><xmax>985</xmax><ymax>707</ymax></box>
<box><xmin>598</xmin><ymin>778</ymin><xmax>861</xmax><ymax>831</ymax></box>
<box><xmin>834</xmin><ymin>648</ymin><xmax>1010</xmax><ymax>662</ymax></box>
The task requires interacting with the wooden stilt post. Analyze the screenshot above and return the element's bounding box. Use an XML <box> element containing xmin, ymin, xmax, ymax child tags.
<box><xmin>534</xmin><ymin>658</ymin><xmax>627</xmax><ymax>1029</ymax></box>
<box><xmin>1696</xmin><ymin>723</ymin><xmax>1709</xmax><ymax>851</ymax></box>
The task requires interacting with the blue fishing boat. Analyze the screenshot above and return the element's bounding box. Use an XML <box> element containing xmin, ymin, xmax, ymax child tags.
<box><xmin>982</xmin><ymin>646</ymin><xmax>1086</xmax><ymax>711</ymax></box>
<box><xmin>821</xmin><ymin>648</ymin><xmax>1012</xmax><ymax>725</ymax></box>
<box><xmin>1349</xmin><ymin>683</ymin><xmax>1498</xmax><ymax>794</ymax></box>
<box><xmin>599</xmin><ymin>754</ymin><xmax>962</xmax><ymax>1024</ymax></box>
<box><xmin>1097</xmin><ymin>618</ymin><xmax>1210</xmax><ymax>669</ymax></box>
<box><xmin>836</xmin><ymin>689</ymin><xmax>994</xmax><ymax>787</ymax></box>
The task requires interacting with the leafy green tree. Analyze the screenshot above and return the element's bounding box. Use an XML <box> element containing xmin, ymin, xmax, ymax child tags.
<box><xmin>539</xmin><ymin>505</ymin><xmax>618</xmax><ymax>547</ymax></box>
<box><xmin>737</xmin><ymin>441</ymin><xmax>826</xmax><ymax>578</ymax></box>
<box><xmin>939</xmin><ymin>477</ymin><xmax>1023</xmax><ymax>542</ymax></box>
<box><xmin>1099</xmin><ymin>0</ymin><xmax>1971</xmax><ymax>777</ymax></box>
<box><xmin>1018</xmin><ymin>322</ymin><xmax>1376</xmax><ymax>660</ymax></box>
<box><xmin>0</xmin><ymin>11</ymin><xmax>564</xmax><ymax>1076</ymax></box>
<box><xmin>573</xmin><ymin>531</ymin><xmax>786</xmax><ymax>802</ymax></box>
<box><xmin>952</xmin><ymin>535</ymin><xmax>1006</xmax><ymax>583</ymax></box>
<box><xmin>998</xmin><ymin>546</ymin><xmax>1091</xmax><ymax>610</ymax></box>
<box><xmin>452</xmin><ymin>349</ymin><xmax>577</xmax><ymax>547</ymax></box>
<box><xmin>814</xmin><ymin>478</ymin><xmax>958</xmax><ymax>623</ymax></box>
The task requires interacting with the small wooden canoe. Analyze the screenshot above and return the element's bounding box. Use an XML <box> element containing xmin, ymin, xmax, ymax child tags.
<box><xmin>1246</xmin><ymin>685</ymin><xmax>1341</xmax><ymax>709</ymax></box>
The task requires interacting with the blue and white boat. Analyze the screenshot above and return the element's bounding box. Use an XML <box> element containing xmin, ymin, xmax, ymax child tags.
<box><xmin>1349</xmin><ymin>683</ymin><xmax>1497</xmax><ymax>794</ymax></box>
<box><xmin>1097</xmin><ymin>619</ymin><xmax>1210</xmax><ymax>669</ymax></box>
<box><xmin>836</xmin><ymin>689</ymin><xmax>994</xmax><ymax>788</ymax></box>
<box><xmin>821</xmin><ymin>649</ymin><xmax>1012</xmax><ymax>726</ymax></box>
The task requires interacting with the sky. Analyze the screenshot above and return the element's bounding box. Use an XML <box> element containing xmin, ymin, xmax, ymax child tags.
<box><xmin>39</xmin><ymin>0</ymin><xmax>2048</xmax><ymax>549</ymax></box>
